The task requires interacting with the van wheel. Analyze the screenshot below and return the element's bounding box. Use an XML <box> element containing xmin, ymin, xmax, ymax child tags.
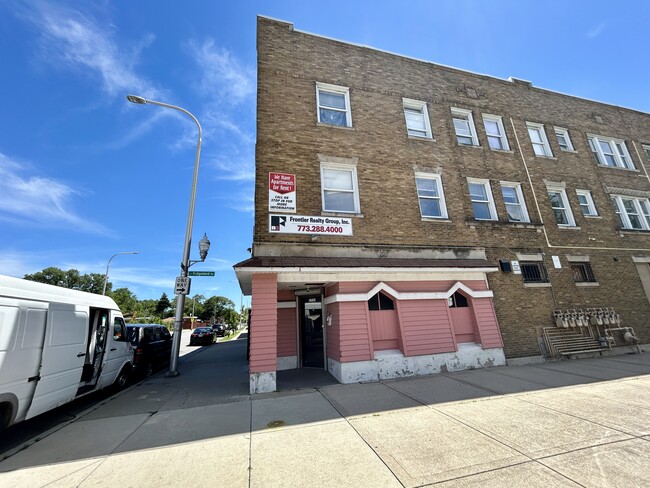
<box><xmin>0</xmin><ymin>403</ymin><xmax>12</xmax><ymax>432</ymax></box>
<box><xmin>114</xmin><ymin>366</ymin><xmax>130</xmax><ymax>390</ymax></box>
<box><xmin>145</xmin><ymin>362</ymin><xmax>154</xmax><ymax>378</ymax></box>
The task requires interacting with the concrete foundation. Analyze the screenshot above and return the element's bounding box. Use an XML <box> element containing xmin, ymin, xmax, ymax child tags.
<box><xmin>328</xmin><ymin>344</ymin><xmax>506</xmax><ymax>384</ymax></box>
<box><xmin>277</xmin><ymin>356</ymin><xmax>298</xmax><ymax>371</ymax></box>
<box><xmin>250</xmin><ymin>372</ymin><xmax>277</xmax><ymax>394</ymax></box>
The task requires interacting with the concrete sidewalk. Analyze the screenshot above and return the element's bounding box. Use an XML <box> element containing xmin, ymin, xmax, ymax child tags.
<box><xmin>1</xmin><ymin>337</ymin><xmax>649</xmax><ymax>487</ymax></box>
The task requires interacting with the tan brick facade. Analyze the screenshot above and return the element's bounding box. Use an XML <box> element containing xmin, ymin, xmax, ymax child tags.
<box><xmin>253</xmin><ymin>16</ymin><xmax>650</xmax><ymax>359</ymax></box>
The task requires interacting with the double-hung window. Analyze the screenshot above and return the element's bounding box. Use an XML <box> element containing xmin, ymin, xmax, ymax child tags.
<box><xmin>316</xmin><ymin>82</ymin><xmax>351</xmax><ymax>127</ymax></box>
<box><xmin>576</xmin><ymin>190</ymin><xmax>598</xmax><ymax>217</ymax></box>
<box><xmin>415</xmin><ymin>173</ymin><xmax>448</xmax><ymax>219</ymax></box>
<box><xmin>403</xmin><ymin>99</ymin><xmax>432</xmax><ymax>139</ymax></box>
<box><xmin>554</xmin><ymin>127</ymin><xmax>574</xmax><ymax>151</ymax></box>
<box><xmin>451</xmin><ymin>108</ymin><xmax>479</xmax><ymax>146</ymax></box>
<box><xmin>526</xmin><ymin>122</ymin><xmax>553</xmax><ymax>157</ymax></box>
<box><xmin>468</xmin><ymin>178</ymin><xmax>497</xmax><ymax>221</ymax></box>
<box><xmin>587</xmin><ymin>135</ymin><xmax>634</xmax><ymax>169</ymax></box>
<box><xmin>546</xmin><ymin>185</ymin><xmax>576</xmax><ymax>227</ymax></box>
<box><xmin>320</xmin><ymin>162</ymin><xmax>360</xmax><ymax>213</ymax></box>
<box><xmin>500</xmin><ymin>182</ymin><xmax>529</xmax><ymax>222</ymax></box>
<box><xmin>611</xmin><ymin>195</ymin><xmax>650</xmax><ymax>230</ymax></box>
<box><xmin>483</xmin><ymin>115</ymin><xmax>509</xmax><ymax>150</ymax></box>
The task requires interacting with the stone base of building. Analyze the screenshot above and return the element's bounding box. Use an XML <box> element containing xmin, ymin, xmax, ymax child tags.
<box><xmin>277</xmin><ymin>355</ymin><xmax>298</xmax><ymax>370</ymax></box>
<box><xmin>250</xmin><ymin>371</ymin><xmax>276</xmax><ymax>394</ymax></box>
<box><xmin>327</xmin><ymin>343</ymin><xmax>506</xmax><ymax>384</ymax></box>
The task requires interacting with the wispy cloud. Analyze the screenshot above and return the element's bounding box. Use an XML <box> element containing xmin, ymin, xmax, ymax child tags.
<box><xmin>587</xmin><ymin>23</ymin><xmax>606</xmax><ymax>39</ymax></box>
<box><xmin>0</xmin><ymin>152</ymin><xmax>109</xmax><ymax>234</ymax></box>
<box><xmin>19</xmin><ymin>1</ymin><xmax>160</xmax><ymax>99</ymax></box>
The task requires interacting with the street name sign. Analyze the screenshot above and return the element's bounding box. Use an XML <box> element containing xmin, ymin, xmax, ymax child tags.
<box><xmin>188</xmin><ymin>271</ymin><xmax>215</xmax><ymax>276</ymax></box>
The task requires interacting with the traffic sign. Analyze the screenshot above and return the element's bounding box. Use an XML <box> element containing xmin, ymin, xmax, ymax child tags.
<box><xmin>188</xmin><ymin>271</ymin><xmax>215</xmax><ymax>276</ymax></box>
<box><xmin>174</xmin><ymin>276</ymin><xmax>191</xmax><ymax>295</ymax></box>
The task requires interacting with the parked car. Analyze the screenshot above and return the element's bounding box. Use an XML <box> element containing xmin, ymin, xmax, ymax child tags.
<box><xmin>190</xmin><ymin>327</ymin><xmax>215</xmax><ymax>346</ymax></box>
<box><xmin>212</xmin><ymin>324</ymin><xmax>227</xmax><ymax>337</ymax></box>
<box><xmin>126</xmin><ymin>324</ymin><xmax>173</xmax><ymax>378</ymax></box>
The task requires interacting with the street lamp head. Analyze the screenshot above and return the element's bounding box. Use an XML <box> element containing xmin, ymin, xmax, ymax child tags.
<box><xmin>127</xmin><ymin>95</ymin><xmax>147</xmax><ymax>104</ymax></box>
<box><xmin>198</xmin><ymin>233</ymin><xmax>210</xmax><ymax>261</ymax></box>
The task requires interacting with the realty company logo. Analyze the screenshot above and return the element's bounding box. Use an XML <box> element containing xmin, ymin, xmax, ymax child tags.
<box><xmin>270</xmin><ymin>215</ymin><xmax>286</xmax><ymax>231</ymax></box>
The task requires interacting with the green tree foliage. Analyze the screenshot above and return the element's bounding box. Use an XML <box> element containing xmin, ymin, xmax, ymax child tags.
<box><xmin>24</xmin><ymin>267</ymin><xmax>110</xmax><ymax>294</ymax></box>
<box><xmin>155</xmin><ymin>292</ymin><xmax>172</xmax><ymax>317</ymax></box>
<box><xmin>109</xmin><ymin>288</ymin><xmax>138</xmax><ymax>315</ymax></box>
<box><xmin>201</xmin><ymin>296</ymin><xmax>237</xmax><ymax>325</ymax></box>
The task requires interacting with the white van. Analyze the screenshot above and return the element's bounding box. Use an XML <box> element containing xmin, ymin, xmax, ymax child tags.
<box><xmin>0</xmin><ymin>274</ymin><xmax>133</xmax><ymax>431</ymax></box>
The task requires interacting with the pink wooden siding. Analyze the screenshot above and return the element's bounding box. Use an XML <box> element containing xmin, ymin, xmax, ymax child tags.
<box><xmin>473</xmin><ymin>298</ymin><xmax>504</xmax><ymax>348</ymax></box>
<box><xmin>326</xmin><ymin>302</ymin><xmax>341</xmax><ymax>361</ymax></box>
<box><xmin>249</xmin><ymin>274</ymin><xmax>278</xmax><ymax>373</ymax></box>
<box><xmin>330</xmin><ymin>280</ymin><xmax>489</xmax><ymax>295</ymax></box>
<box><xmin>337</xmin><ymin>301</ymin><xmax>373</xmax><ymax>362</ymax></box>
<box><xmin>398</xmin><ymin>299</ymin><xmax>456</xmax><ymax>356</ymax></box>
<box><xmin>277</xmin><ymin>307</ymin><xmax>297</xmax><ymax>357</ymax></box>
<box><xmin>369</xmin><ymin>310</ymin><xmax>400</xmax><ymax>350</ymax></box>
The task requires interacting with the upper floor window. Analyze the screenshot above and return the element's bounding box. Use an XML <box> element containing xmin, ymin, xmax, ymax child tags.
<box><xmin>403</xmin><ymin>98</ymin><xmax>432</xmax><ymax>139</ymax></box>
<box><xmin>554</xmin><ymin>127</ymin><xmax>574</xmax><ymax>152</ymax></box>
<box><xmin>611</xmin><ymin>195</ymin><xmax>650</xmax><ymax>230</ymax></box>
<box><xmin>546</xmin><ymin>185</ymin><xmax>576</xmax><ymax>227</ymax></box>
<box><xmin>587</xmin><ymin>135</ymin><xmax>634</xmax><ymax>169</ymax></box>
<box><xmin>576</xmin><ymin>190</ymin><xmax>598</xmax><ymax>217</ymax></box>
<box><xmin>570</xmin><ymin>262</ymin><xmax>597</xmax><ymax>283</ymax></box>
<box><xmin>500</xmin><ymin>182</ymin><xmax>529</xmax><ymax>223</ymax></box>
<box><xmin>316</xmin><ymin>82</ymin><xmax>351</xmax><ymax>127</ymax></box>
<box><xmin>368</xmin><ymin>291</ymin><xmax>394</xmax><ymax>311</ymax></box>
<box><xmin>320</xmin><ymin>162</ymin><xmax>360</xmax><ymax>213</ymax></box>
<box><xmin>526</xmin><ymin>122</ymin><xmax>553</xmax><ymax>157</ymax></box>
<box><xmin>483</xmin><ymin>114</ymin><xmax>509</xmax><ymax>150</ymax></box>
<box><xmin>468</xmin><ymin>178</ymin><xmax>497</xmax><ymax>221</ymax></box>
<box><xmin>451</xmin><ymin>108</ymin><xmax>479</xmax><ymax>146</ymax></box>
<box><xmin>415</xmin><ymin>173</ymin><xmax>448</xmax><ymax>219</ymax></box>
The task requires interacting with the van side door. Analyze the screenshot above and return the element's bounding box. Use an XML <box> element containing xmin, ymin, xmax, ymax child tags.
<box><xmin>27</xmin><ymin>304</ymin><xmax>89</xmax><ymax>420</ymax></box>
<box><xmin>98</xmin><ymin>315</ymin><xmax>131</xmax><ymax>388</ymax></box>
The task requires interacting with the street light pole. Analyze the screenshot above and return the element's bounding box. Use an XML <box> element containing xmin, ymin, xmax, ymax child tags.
<box><xmin>103</xmin><ymin>251</ymin><xmax>139</xmax><ymax>295</ymax></box>
<box><xmin>127</xmin><ymin>95</ymin><xmax>209</xmax><ymax>377</ymax></box>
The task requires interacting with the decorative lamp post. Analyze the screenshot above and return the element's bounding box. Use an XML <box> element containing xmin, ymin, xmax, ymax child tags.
<box><xmin>126</xmin><ymin>94</ymin><xmax>209</xmax><ymax>376</ymax></box>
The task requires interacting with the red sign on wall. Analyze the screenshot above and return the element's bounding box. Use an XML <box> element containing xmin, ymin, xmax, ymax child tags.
<box><xmin>269</xmin><ymin>172</ymin><xmax>296</xmax><ymax>213</ymax></box>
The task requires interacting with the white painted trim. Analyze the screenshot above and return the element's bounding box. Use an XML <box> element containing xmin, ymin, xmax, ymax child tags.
<box><xmin>632</xmin><ymin>256</ymin><xmax>650</xmax><ymax>263</ymax></box>
<box><xmin>277</xmin><ymin>301</ymin><xmax>297</xmax><ymax>309</ymax></box>
<box><xmin>323</xmin><ymin>281</ymin><xmax>492</xmax><ymax>305</ymax></box>
<box><xmin>240</xmin><ymin>266</ymin><xmax>499</xmax><ymax>274</ymax></box>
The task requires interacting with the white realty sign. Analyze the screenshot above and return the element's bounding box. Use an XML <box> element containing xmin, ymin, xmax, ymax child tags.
<box><xmin>269</xmin><ymin>172</ymin><xmax>296</xmax><ymax>213</ymax></box>
<box><xmin>269</xmin><ymin>214</ymin><xmax>353</xmax><ymax>236</ymax></box>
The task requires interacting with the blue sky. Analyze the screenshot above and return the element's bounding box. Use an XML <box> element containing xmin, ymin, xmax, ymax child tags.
<box><xmin>1</xmin><ymin>1</ymin><xmax>649</xmax><ymax>306</ymax></box>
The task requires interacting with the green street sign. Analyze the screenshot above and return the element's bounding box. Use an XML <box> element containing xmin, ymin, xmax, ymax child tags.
<box><xmin>188</xmin><ymin>271</ymin><xmax>215</xmax><ymax>277</ymax></box>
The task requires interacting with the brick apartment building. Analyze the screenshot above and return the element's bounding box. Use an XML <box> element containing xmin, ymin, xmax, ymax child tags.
<box><xmin>235</xmin><ymin>16</ymin><xmax>650</xmax><ymax>393</ymax></box>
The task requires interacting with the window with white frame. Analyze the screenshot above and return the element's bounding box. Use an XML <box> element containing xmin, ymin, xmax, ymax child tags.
<box><xmin>415</xmin><ymin>173</ymin><xmax>448</xmax><ymax>219</ymax></box>
<box><xmin>320</xmin><ymin>162</ymin><xmax>360</xmax><ymax>213</ymax></box>
<box><xmin>587</xmin><ymin>135</ymin><xmax>634</xmax><ymax>169</ymax></box>
<box><xmin>483</xmin><ymin>114</ymin><xmax>509</xmax><ymax>150</ymax></box>
<box><xmin>500</xmin><ymin>182</ymin><xmax>529</xmax><ymax>222</ymax></box>
<box><xmin>316</xmin><ymin>82</ymin><xmax>351</xmax><ymax>127</ymax></box>
<box><xmin>403</xmin><ymin>99</ymin><xmax>432</xmax><ymax>139</ymax></box>
<box><xmin>451</xmin><ymin>108</ymin><xmax>479</xmax><ymax>146</ymax></box>
<box><xmin>554</xmin><ymin>127</ymin><xmax>574</xmax><ymax>151</ymax></box>
<box><xmin>468</xmin><ymin>179</ymin><xmax>497</xmax><ymax>220</ymax></box>
<box><xmin>526</xmin><ymin>122</ymin><xmax>553</xmax><ymax>157</ymax></box>
<box><xmin>576</xmin><ymin>190</ymin><xmax>598</xmax><ymax>217</ymax></box>
<box><xmin>546</xmin><ymin>186</ymin><xmax>576</xmax><ymax>227</ymax></box>
<box><xmin>611</xmin><ymin>195</ymin><xmax>650</xmax><ymax>230</ymax></box>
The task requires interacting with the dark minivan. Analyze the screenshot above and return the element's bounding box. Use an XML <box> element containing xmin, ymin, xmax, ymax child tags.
<box><xmin>126</xmin><ymin>324</ymin><xmax>173</xmax><ymax>377</ymax></box>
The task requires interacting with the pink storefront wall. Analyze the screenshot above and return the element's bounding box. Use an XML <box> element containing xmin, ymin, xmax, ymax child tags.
<box><xmin>277</xmin><ymin>307</ymin><xmax>297</xmax><ymax>357</ymax></box>
<box><xmin>249</xmin><ymin>274</ymin><xmax>277</xmax><ymax>373</ymax></box>
<box><xmin>329</xmin><ymin>281</ymin><xmax>502</xmax><ymax>362</ymax></box>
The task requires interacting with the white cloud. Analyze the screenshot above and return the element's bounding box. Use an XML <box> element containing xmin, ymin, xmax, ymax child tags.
<box><xmin>587</xmin><ymin>23</ymin><xmax>606</xmax><ymax>39</ymax></box>
<box><xmin>21</xmin><ymin>2</ymin><xmax>160</xmax><ymax>99</ymax></box>
<box><xmin>0</xmin><ymin>152</ymin><xmax>109</xmax><ymax>234</ymax></box>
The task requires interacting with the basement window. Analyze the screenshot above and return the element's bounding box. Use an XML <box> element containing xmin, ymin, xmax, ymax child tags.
<box><xmin>571</xmin><ymin>262</ymin><xmax>597</xmax><ymax>283</ymax></box>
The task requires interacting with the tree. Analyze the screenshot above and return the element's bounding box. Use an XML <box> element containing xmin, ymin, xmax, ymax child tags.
<box><xmin>24</xmin><ymin>267</ymin><xmax>110</xmax><ymax>294</ymax></box>
<box><xmin>155</xmin><ymin>293</ymin><xmax>171</xmax><ymax>317</ymax></box>
<box><xmin>200</xmin><ymin>295</ymin><xmax>236</xmax><ymax>324</ymax></box>
<box><xmin>110</xmin><ymin>288</ymin><xmax>138</xmax><ymax>315</ymax></box>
